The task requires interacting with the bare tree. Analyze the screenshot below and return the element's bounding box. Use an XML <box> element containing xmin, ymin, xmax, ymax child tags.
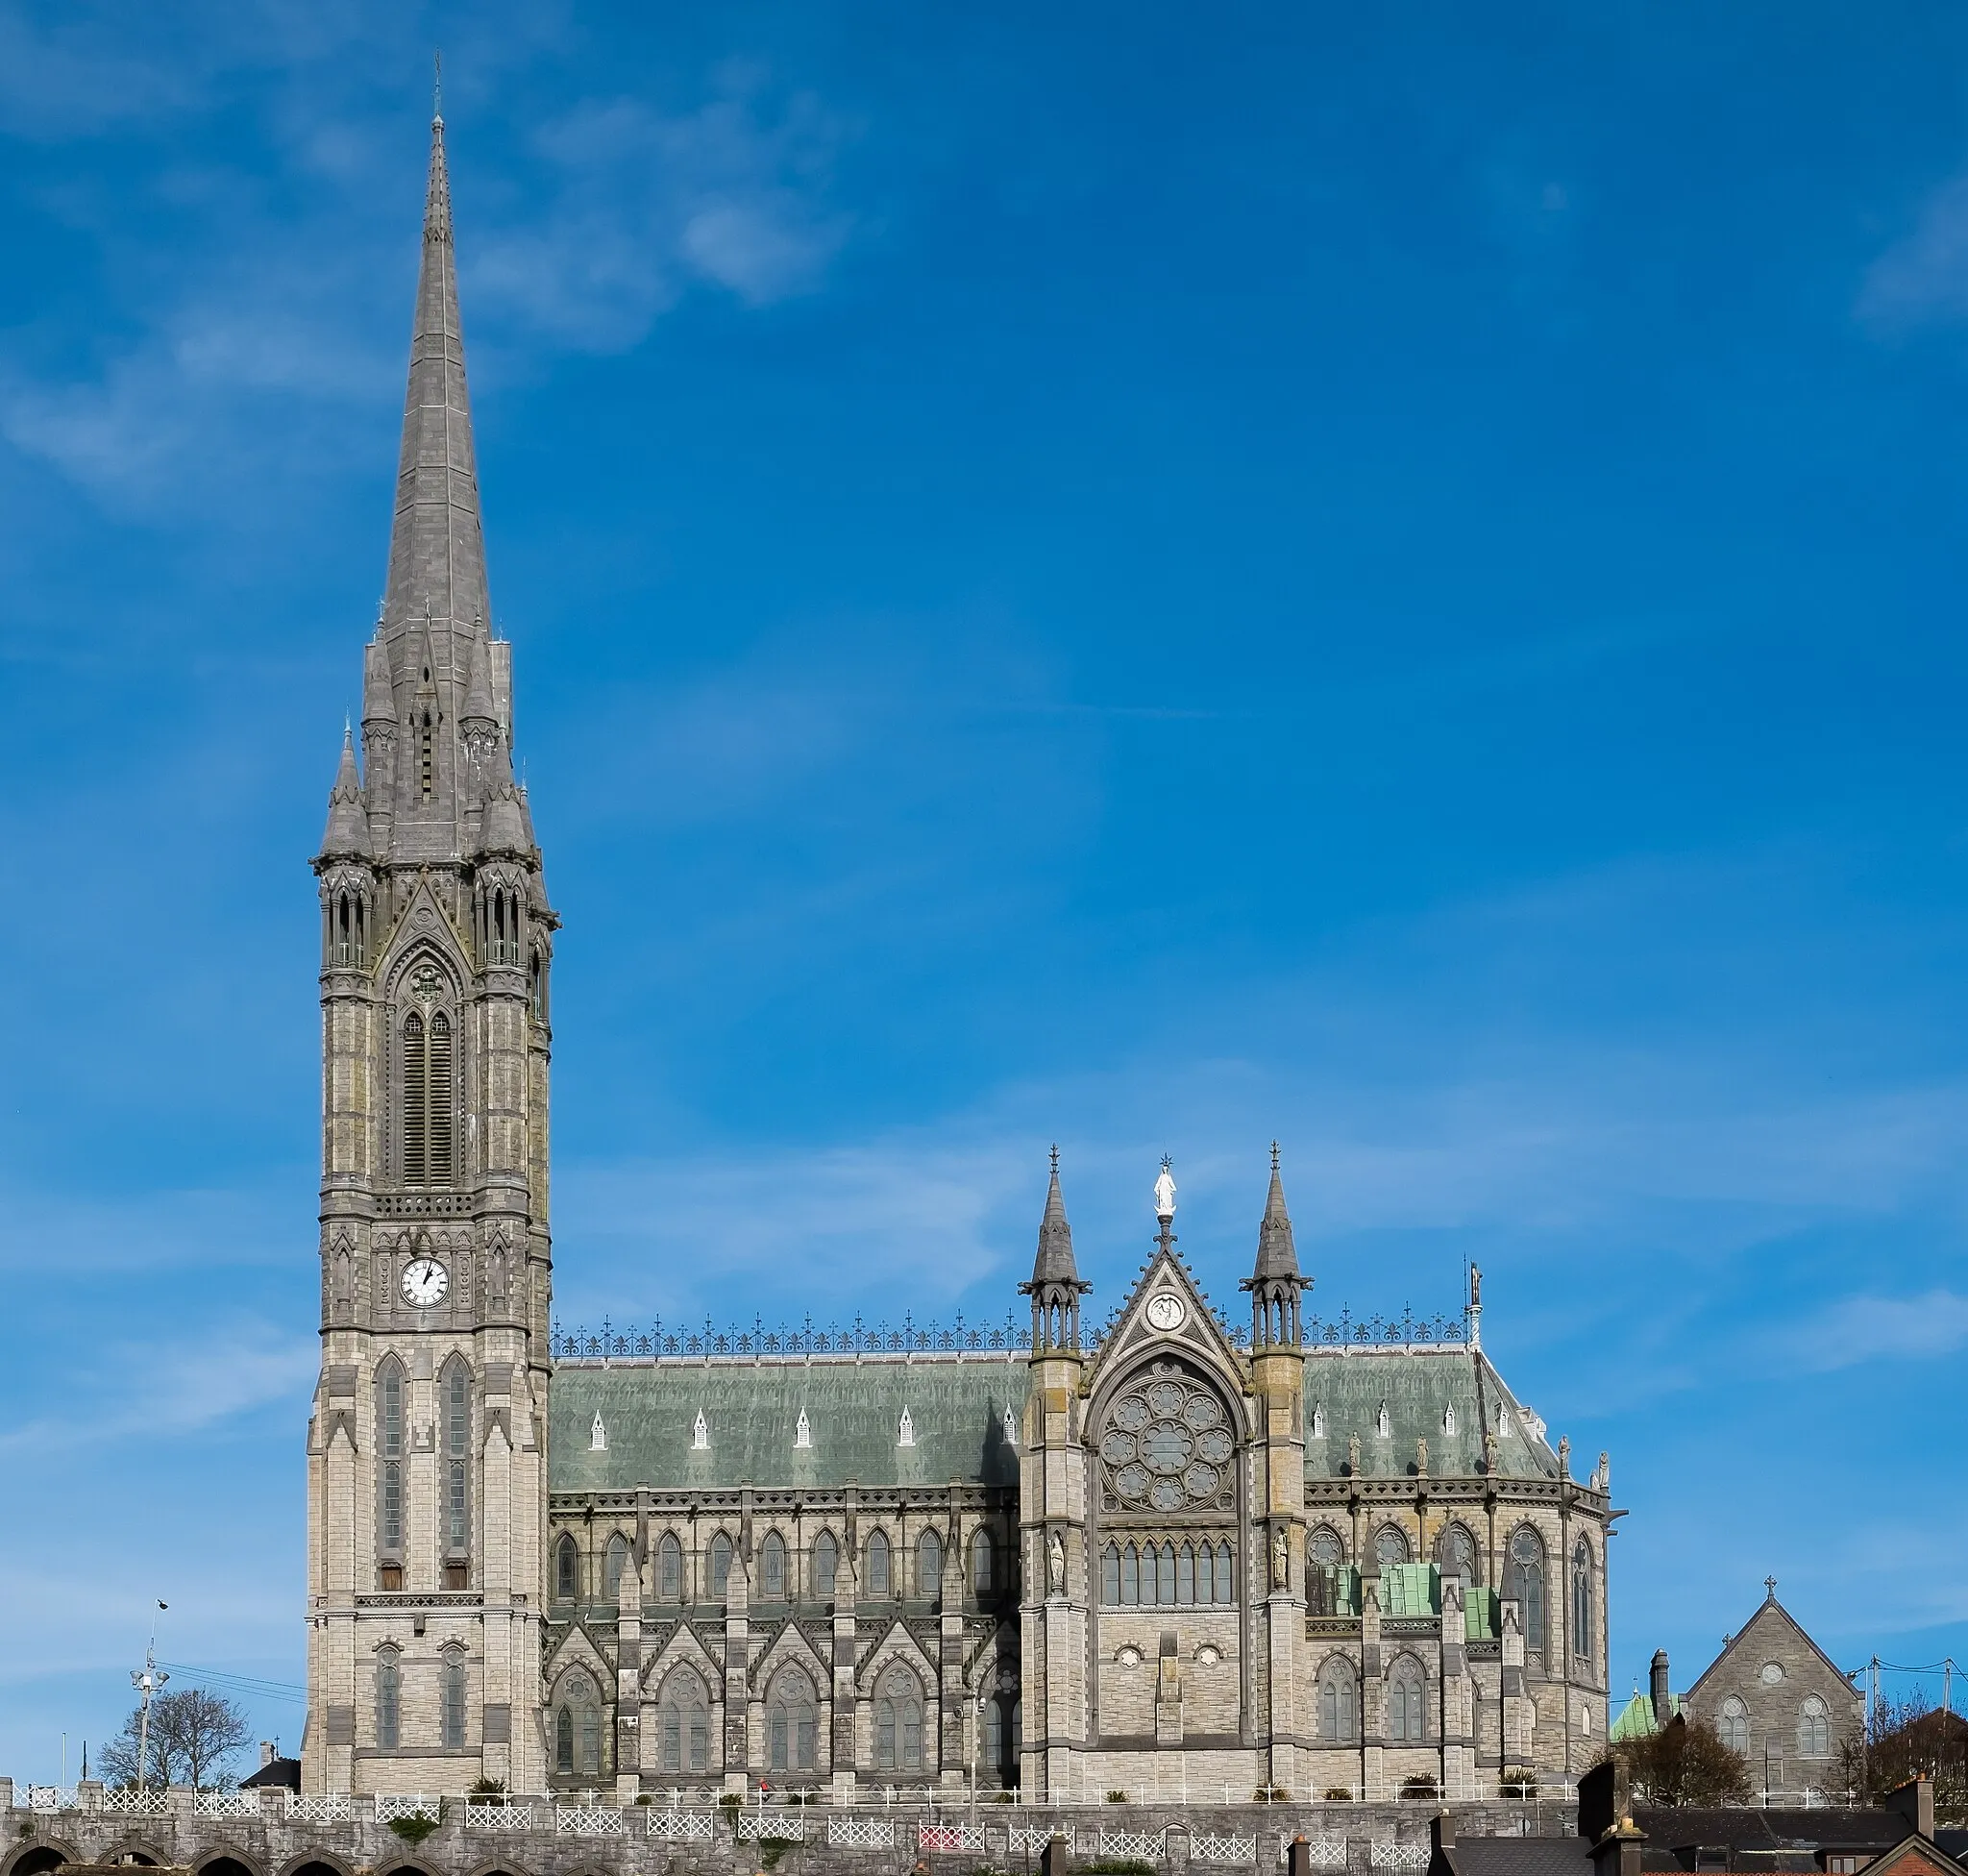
<box><xmin>96</xmin><ymin>1689</ymin><xmax>252</xmax><ymax>1791</ymax></box>
<box><xmin>1615</xmin><ymin>1714</ymin><xmax>1754</xmax><ymax>1806</ymax></box>
<box><xmin>1838</xmin><ymin>1691</ymin><xmax>1968</xmax><ymax>1814</ymax></box>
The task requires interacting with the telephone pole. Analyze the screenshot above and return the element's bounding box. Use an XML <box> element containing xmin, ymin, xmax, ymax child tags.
<box><xmin>131</xmin><ymin>1602</ymin><xmax>169</xmax><ymax>1791</ymax></box>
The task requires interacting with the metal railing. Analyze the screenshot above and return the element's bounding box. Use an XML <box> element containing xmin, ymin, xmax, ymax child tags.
<box><xmin>374</xmin><ymin>1794</ymin><xmax>441</xmax><ymax>1824</ymax></box>
<box><xmin>554</xmin><ymin>1803</ymin><xmax>626</xmax><ymax>1837</ymax></box>
<box><xmin>285</xmin><ymin>1792</ymin><xmax>353</xmax><ymax>1823</ymax></box>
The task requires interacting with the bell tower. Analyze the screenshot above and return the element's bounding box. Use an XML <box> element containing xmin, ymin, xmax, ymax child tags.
<box><xmin>305</xmin><ymin>111</ymin><xmax>557</xmax><ymax>1796</ymax></box>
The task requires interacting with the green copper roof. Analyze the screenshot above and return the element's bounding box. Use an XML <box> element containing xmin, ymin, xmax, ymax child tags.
<box><xmin>550</xmin><ymin>1355</ymin><xmax>1026</xmax><ymax>1493</ymax></box>
<box><xmin>1609</xmin><ymin>1690</ymin><xmax>1680</xmax><ymax>1740</ymax></box>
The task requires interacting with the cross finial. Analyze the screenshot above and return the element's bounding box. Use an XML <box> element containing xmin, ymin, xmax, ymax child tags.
<box><xmin>432</xmin><ymin>49</ymin><xmax>443</xmax><ymax>124</ymax></box>
<box><xmin>1048</xmin><ymin>1143</ymin><xmax>1059</xmax><ymax>1174</ymax></box>
<box><xmin>1269</xmin><ymin>1139</ymin><xmax>1280</xmax><ymax>1172</ymax></box>
<box><xmin>1765</xmin><ymin>1574</ymin><xmax>1778</xmax><ymax>1600</ymax></box>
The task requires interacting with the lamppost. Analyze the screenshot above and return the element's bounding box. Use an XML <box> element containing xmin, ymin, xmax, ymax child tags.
<box><xmin>132</xmin><ymin>1603</ymin><xmax>169</xmax><ymax>1792</ymax></box>
<box><xmin>970</xmin><ymin>1690</ymin><xmax>987</xmax><ymax>1827</ymax></box>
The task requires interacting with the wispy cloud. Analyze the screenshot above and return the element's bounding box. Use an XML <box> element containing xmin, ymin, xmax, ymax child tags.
<box><xmin>1779</xmin><ymin>1287</ymin><xmax>1968</xmax><ymax>1371</ymax></box>
<box><xmin>1857</xmin><ymin>173</ymin><xmax>1968</xmax><ymax>333</ymax></box>
<box><xmin>475</xmin><ymin>77</ymin><xmax>854</xmax><ymax>348</ymax></box>
<box><xmin>0</xmin><ymin>1316</ymin><xmax>314</xmax><ymax>1456</ymax></box>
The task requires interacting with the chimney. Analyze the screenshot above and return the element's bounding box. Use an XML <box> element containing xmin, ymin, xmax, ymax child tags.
<box><xmin>1577</xmin><ymin>1762</ymin><xmax>1617</xmax><ymax>1843</ymax></box>
<box><xmin>1651</xmin><ymin>1649</ymin><xmax>1671</xmax><ymax>1728</ymax></box>
<box><xmin>1430</xmin><ymin>1814</ymin><xmax>1455</xmax><ymax>1863</ymax></box>
<box><xmin>258</xmin><ymin>1741</ymin><xmax>275</xmax><ymax>1768</ymax></box>
<box><xmin>1588</xmin><ymin>1820</ymin><xmax>1645</xmax><ymax>1876</ymax></box>
<box><xmin>1886</xmin><ymin>1776</ymin><xmax>1935</xmax><ymax>1840</ymax></box>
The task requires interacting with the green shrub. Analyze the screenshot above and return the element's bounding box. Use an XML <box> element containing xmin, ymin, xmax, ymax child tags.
<box><xmin>387</xmin><ymin>1810</ymin><xmax>443</xmax><ymax>1845</ymax></box>
<box><xmin>1322</xmin><ymin>1789</ymin><xmax>1353</xmax><ymax>1802</ymax></box>
<box><xmin>1105</xmin><ymin>1789</ymin><xmax>1129</xmax><ymax>1803</ymax></box>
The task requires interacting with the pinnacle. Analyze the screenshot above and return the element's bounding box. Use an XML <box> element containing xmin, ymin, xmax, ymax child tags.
<box><xmin>1251</xmin><ymin>1144</ymin><xmax>1301</xmax><ymax>1284</ymax></box>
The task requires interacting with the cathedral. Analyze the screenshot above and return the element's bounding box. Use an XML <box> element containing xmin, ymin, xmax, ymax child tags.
<box><xmin>302</xmin><ymin>117</ymin><xmax>1614</xmax><ymax>1808</ymax></box>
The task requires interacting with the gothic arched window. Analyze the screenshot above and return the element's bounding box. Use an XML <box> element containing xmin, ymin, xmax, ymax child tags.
<box><xmin>875</xmin><ymin>1665</ymin><xmax>925</xmax><ymax>1772</ymax></box>
<box><xmin>1374</xmin><ymin>1523</ymin><xmax>1411</xmax><ymax>1568</ymax></box>
<box><xmin>556</xmin><ymin>1671</ymin><xmax>602</xmax><ymax>1776</ymax></box>
<box><xmin>441</xmin><ymin>1358</ymin><xmax>470</xmax><ymax>1585</ymax></box>
<box><xmin>376</xmin><ymin>1645</ymin><xmax>401</xmax><ymax>1749</ymax></box>
<box><xmin>656</xmin><ymin>1530</ymin><xmax>682</xmax><ymax>1601</ymax></box>
<box><xmin>399</xmin><ymin>1002</ymin><xmax>455</xmax><ymax>1186</ymax></box>
<box><xmin>759</xmin><ymin>1530</ymin><xmax>788</xmax><ymax>1601</ymax></box>
<box><xmin>657</xmin><ymin>1666</ymin><xmax>711</xmax><ymax>1775</ymax></box>
<box><xmin>1156</xmin><ymin>1542</ymin><xmax>1176</xmax><ymax>1606</ymax></box>
<box><xmin>709</xmin><ymin>1531</ymin><xmax>733</xmax><ymax>1597</ymax></box>
<box><xmin>1505</xmin><ymin>1527</ymin><xmax>1547</xmax><ymax>1657</ymax></box>
<box><xmin>1439</xmin><ymin>1522</ymin><xmax>1479</xmax><ymax>1589</ymax></box>
<box><xmin>1101</xmin><ymin>1543</ymin><xmax>1120</xmax><ymax>1606</ymax></box>
<box><xmin>1720</xmin><ymin>1694</ymin><xmax>1750</xmax><ymax>1755</ymax></box>
<box><xmin>1388</xmin><ymin>1657</ymin><xmax>1426</xmax><ymax>1743</ymax></box>
<box><xmin>813</xmin><ymin>1530</ymin><xmax>838</xmax><ymax>1598</ymax></box>
<box><xmin>603</xmin><ymin>1532</ymin><xmax>631</xmax><ymax>1600</ymax></box>
<box><xmin>1120</xmin><ymin>1543</ymin><xmax>1140</xmax><ymax>1606</ymax></box>
<box><xmin>1799</xmin><ymin>1695</ymin><xmax>1830</xmax><ymax>1759</ymax></box>
<box><xmin>866</xmin><ymin>1528</ymin><xmax>891</xmax><ymax>1597</ymax></box>
<box><xmin>1571</xmin><ymin>1539</ymin><xmax>1593</xmax><ymax>1659</ymax></box>
<box><xmin>1097</xmin><ymin>1361</ymin><xmax>1236</xmax><ymax>1513</ymax></box>
<box><xmin>918</xmin><ymin>1529</ymin><xmax>944</xmax><ymax>1600</ymax></box>
<box><xmin>1217</xmin><ymin>1540</ymin><xmax>1235</xmax><ymax>1603</ymax></box>
<box><xmin>768</xmin><ymin>1667</ymin><xmax>819</xmax><ymax>1772</ymax></box>
<box><xmin>376</xmin><ymin>1357</ymin><xmax>406</xmax><ymax>1588</ymax></box>
<box><xmin>972</xmin><ymin>1529</ymin><xmax>995</xmax><ymax>1596</ymax></box>
<box><xmin>554</xmin><ymin>1532</ymin><xmax>578</xmax><ymax>1603</ymax></box>
<box><xmin>1196</xmin><ymin>1541</ymin><xmax>1216</xmax><ymax>1606</ymax></box>
<box><xmin>440</xmin><ymin>1646</ymin><xmax>467</xmax><ymax>1749</ymax></box>
<box><xmin>1317</xmin><ymin>1659</ymin><xmax>1358</xmax><ymax>1741</ymax></box>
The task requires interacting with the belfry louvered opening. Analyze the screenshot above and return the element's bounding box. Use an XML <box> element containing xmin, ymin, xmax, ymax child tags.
<box><xmin>399</xmin><ymin>1004</ymin><xmax>455</xmax><ymax>1186</ymax></box>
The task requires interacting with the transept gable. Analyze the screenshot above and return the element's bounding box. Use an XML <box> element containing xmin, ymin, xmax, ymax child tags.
<box><xmin>639</xmin><ymin>1621</ymin><xmax>722</xmax><ymax>1697</ymax></box>
<box><xmin>961</xmin><ymin>1618</ymin><xmax>1018</xmax><ymax>1691</ymax></box>
<box><xmin>854</xmin><ymin>1618</ymin><xmax>937</xmax><ymax>1695</ymax></box>
<box><xmin>542</xmin><ymin>1621</ymin><xmax>610</xmax><ymax>1690</ymax></box>
<box><xmin>751</xmin><ymin>1617</ymin><xmax>828</xmax><ymax>1695</ymax></box>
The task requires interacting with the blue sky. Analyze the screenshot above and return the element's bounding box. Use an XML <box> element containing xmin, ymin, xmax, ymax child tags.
<box><xmin>5</xmin><ymin>0</ymin><xmax>1968</xmax><ymax>1780</ymax></box>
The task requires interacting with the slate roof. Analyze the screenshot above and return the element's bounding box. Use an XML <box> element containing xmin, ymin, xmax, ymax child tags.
<box><xmin>547</xmin><ymin>1337</ymin><xmax>1570</xmax><ymax>1496</ymax></box>
<box><xmin>551</xmin><ymin>1355</ymin><xmax>1026</xmax><ymax>1493</ymax></box>
<box><xmin>1438</xmin><ymin>1839</ymin><xmax>1588</xmax><ymax>1875</ymax></box>
<box><xmin>1631</xmin><ymin>1804</ymin><xmax>1912</xmax><ymax>1863</ymax></box>
<box><xmin>1302</xmin><ymin>1345</ymin><xmax>1562</xmax><ymax>1482</ymax></box>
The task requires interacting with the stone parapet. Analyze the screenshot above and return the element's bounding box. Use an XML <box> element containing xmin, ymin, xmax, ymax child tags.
<box><xmin>0</xmin><ymin>1790</ymin><xmax>1584</xmax><ymax>1876</ymax></box>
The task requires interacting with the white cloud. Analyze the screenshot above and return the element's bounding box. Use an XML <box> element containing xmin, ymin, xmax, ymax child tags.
<box><xmin>1781</xmin><ymin>1287</ymin><xmax>1968</xmax><ymax>1371</ymax></box>
<box><xmin>474</xmin><ymin>85</ymin><xmax>853</xmax><ymax>348</ymax></box>
<box><xmin>1857</xmin><ymin>174</ymin><xmax>1968</xmax><ymax>332</ymax></box>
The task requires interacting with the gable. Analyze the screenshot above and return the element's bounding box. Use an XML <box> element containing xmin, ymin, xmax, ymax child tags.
<box><xmin>1083</xmin><ymin>1244</ymin><xmax>1249</xmax><ymax>1413</ymax></box>
<box><xmin>1685</xmin><ymin>1597</ymin><xmax>1859</xmax><ymax>1711</ymax></box>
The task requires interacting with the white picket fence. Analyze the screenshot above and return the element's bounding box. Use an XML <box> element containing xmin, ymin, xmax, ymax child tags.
<box><xmin>194</xmin><ymin>1791</ymin><xmax>258</xmax><ymax>1819</ymax></box>
<box><xmin>918</xmin><ymin>1823</ymin><xmax>986</xmax><ymax>1852</ymax></box>
<box><xmin>25</xmin><ymin>1789</ymin><xmax>76</xmax><ymax>1814</ymax></box>
<box><xmin>464</xmin><ymin>1801</ymin><xmax>535</xmax><ymax>1831</ymax></box>
<box><xmin>285</xmin><ymin>1792</ymin><xmax>353</xmax><ymax>1823</ymax></box>
<box><xmin>827</xmin><ymin>1815</ymin><xmax>895</xmax><ymax>1847</ymax></box>
<box><xmin>1367</xmin><ymin>1844</ymin><xmax>1429</xmax><ymax>1872</ymax></box>
<box><xmin>555</xmin><ymin>1804</ymin><xmax>626</xmax><ymax>1838</ymax></box>
<box><xmin>647</xmin><ymin>1811</ymin><xmax>717</xmax><ymax>1842</ymax></box>
<box><xmin>736</xmin><ymin>1812</ymin><xmax>807</xmax><ymax>1841</ymax></box>
<box><xmin>106</xmin><ymin>1790</ymin><xmax>172</xmax><ymax>1817</ymax></box>
<box><xmin>1192</xmin><ymin>1833</ymin><xmax>1259</xmax><ymax>1864</ymax></box>
<box><xmin>374</xmin><ymin>1794</ymin><xmax>441</xmax><ymax>1824</ymax></box>
<box><xmin>1090</xmin><ymin>1829</ymin><xmax>1168</xmax><ymax>1860</ymax></box>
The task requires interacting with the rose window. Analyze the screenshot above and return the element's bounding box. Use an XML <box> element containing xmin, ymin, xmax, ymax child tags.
<box><xmin>1099</xmin><ymin>1363</ymin><xmax>1236</xmax><ymax>1513</ymax></box>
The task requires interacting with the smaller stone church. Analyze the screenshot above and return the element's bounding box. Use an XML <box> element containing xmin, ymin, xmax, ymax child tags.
<box><xmin>1617</xmin><ymin>1583</ymin><xmax>1862</xmax><ymax>1799</ymax></box>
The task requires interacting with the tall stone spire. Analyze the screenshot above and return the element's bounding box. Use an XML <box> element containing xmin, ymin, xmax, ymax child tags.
<box><xmin>1021</xmin><ymin>1147</ymin><xmax>1090</xmax><ymax>1352</ymax></box>
<box><xmin>381</xmin><ymin>110</ymin><xmax>490</xmax><ymax>675</ymax></box>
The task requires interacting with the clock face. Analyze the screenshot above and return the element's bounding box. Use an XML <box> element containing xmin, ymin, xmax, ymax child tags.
<box><xmin>401</xmin><ymin>1256</ymin><xmax>450</xmax><ymax>1308</ymax></box>
<box><xmin>1144</xmin><ymin>1292</ymin><xmax>1186</xmax><ymax>1332</ymax></box>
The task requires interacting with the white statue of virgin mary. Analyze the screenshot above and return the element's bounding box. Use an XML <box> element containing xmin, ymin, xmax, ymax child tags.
<box><xmin>1153</xmin><ymin>1155</ymin><xmax>1176</xmax><ymax>1222</ymax></box>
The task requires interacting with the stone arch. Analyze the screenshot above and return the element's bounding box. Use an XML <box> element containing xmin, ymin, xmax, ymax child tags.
<box><xmin>5</xmin><ymin>1843</ymin><xmax>75</xmax><ymax>1876</ymax></box>
<box><xmin>277</xmin><ymin>1855</ymin><xmax>356</xmax><ymax>1876</ymax></box>
<box><xmin>106</xmin><ymin>1841</ymin><xmax>171</xmax><ymax>1869</ymax></box>
<box><xmin>752</xmin><ymin>1615</ymin><xmax>829</xmax><ymax>1696</ymax></box>
<box><xmin>463</xmin><ymin>1862</ymin><xmax>535</xmax><ymax>1876</ymax></box>
<box><xmin>374</xmin><ymin>1862</ymin><xmax>441</xmax><ymax>1876</ymax></box>
<box><xmin>195</xmin><ymin>1852</ymin><xmax>266</xmax><ymax>1876</ymax></box>
<box><xmin>1085</xmin><ymin>1344</ymin><xmax>1253</xmax><ymax>1458</ymax></box>
<box><xmin>1313</xmin><ymin>1649</ymin><xmax>1361</xmax><ymax>1741</ymax></box>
